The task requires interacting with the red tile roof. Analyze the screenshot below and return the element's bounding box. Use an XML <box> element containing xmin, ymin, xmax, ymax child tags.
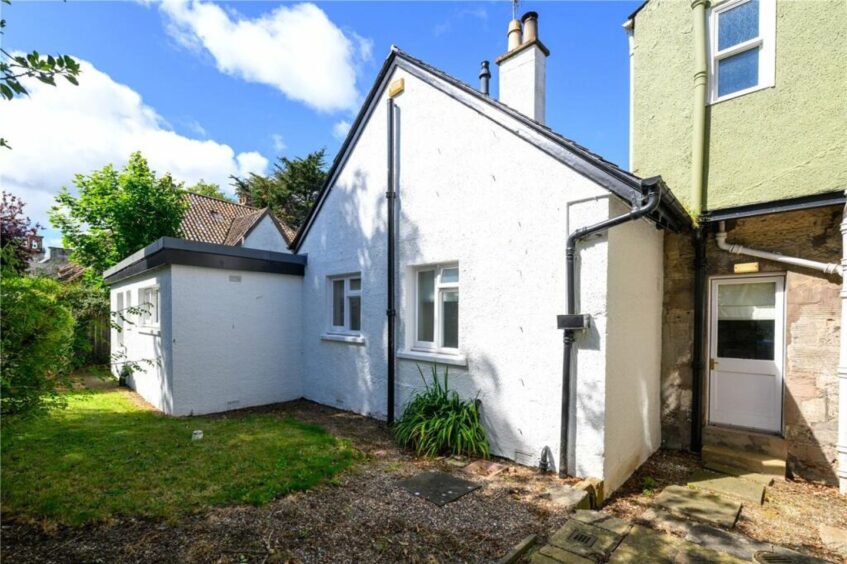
<box><xmin>181</xmin><ymin>192</ymin><xmax>294</xmax><ymax>247</ymax></box>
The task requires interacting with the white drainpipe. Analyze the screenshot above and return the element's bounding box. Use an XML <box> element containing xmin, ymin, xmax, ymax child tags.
<box><xmin>715</xmin><ymin>221</ymin><xmax>842</xmax><ymax>276</ymax></box>
<box><xmin>839</xmin><ymin>196</ymin><xmax>847</xmax><ymax>494</ymax></box>
<box><xmin>716</xmin><ymin>217</ymin><xmax>847</xmax><ymax>493</ymax></box>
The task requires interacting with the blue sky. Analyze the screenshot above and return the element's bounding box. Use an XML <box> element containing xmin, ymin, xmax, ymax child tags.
<box><xmin>1</xmin><ymin>0</ymin><xmax>639</xmax><ymax>245</ymax></box>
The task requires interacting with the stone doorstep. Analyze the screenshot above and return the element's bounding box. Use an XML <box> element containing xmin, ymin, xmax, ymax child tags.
<box><xmin>700</xmin><ymin>463</ymin><xmax>776</xmax><ymax>487</ymax></box>
<box><xmin>702</xmin><ymin>445</ymin><xmax>786</xmax><ymax>480</ymax></box>
<box><xmin>703</xmin><ymin>426</ymin><xmax>788</xmax><ymax>460</ymax></box>
<box><xmin>654</xmin><ymin>485</ymin><xmax>742</xmax><ymax>529</ymax></box>
<box><xmin>687</xmin><ymin>470</ymin><xmax>766</xmax><ymax>505</ymax></box>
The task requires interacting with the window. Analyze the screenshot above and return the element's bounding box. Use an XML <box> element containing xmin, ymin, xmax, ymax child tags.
<box><xmin>138</xmin><ymin>286</ymin><xmax>159</xmax><ymax>328</ymax></box>
<box><xmin>414</xmin><ymin>264</ymin><xmax>459</xmax><ymax>352</ymax></box>
<box><xmin>708</xmin><ymin>0</ymin><xmax>775</xmax><ymax>103</ymax></box>
<box><xmin>116</xmin><ymin>292</ymin><xmax>125</xmax><ymax>347</ymax></box>
<box><xmin>329</xmin><ymin>275</ymin><xmax>361</xmax><ymax>334</ymax></box>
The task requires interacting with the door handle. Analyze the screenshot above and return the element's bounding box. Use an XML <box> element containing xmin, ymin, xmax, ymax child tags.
<box><xmin>709</xmin><ymin>358</ymin><xmax>717</xmax><ymax>370</ymax></box>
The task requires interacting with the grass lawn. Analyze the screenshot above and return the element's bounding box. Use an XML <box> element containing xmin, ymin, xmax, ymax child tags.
<box><xmin>1</xmin><ymin>383</ymin><xmax>357</xmax><ymax>525</ymax></box>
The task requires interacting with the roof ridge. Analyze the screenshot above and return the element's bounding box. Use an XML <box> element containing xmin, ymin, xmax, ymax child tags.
<box><xmin>183</xmin><ymin>190</ymin><xmax>258</xmax><ymax>210</ymax></box>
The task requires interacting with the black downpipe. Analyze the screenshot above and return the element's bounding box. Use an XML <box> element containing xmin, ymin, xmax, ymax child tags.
<box><xmin>559</xmin><ymin>180</ymin><xmax>663</xmax><ymax>476</ymax></box>
<box><xmin>690</xmin><ymin>225</ymin><xmax>706</xmax><ymax>452</ymax></box>
<box><xmin>386</xmin><ymin>99</ymin><xmax>397</xmax><ymax>425</ymax></box>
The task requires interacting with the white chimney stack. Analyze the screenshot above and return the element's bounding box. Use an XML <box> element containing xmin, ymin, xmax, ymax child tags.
<box><xmin>496</xmin><ymin>11</ymin><xmax>549</xmax><ymax>124</ymax></box>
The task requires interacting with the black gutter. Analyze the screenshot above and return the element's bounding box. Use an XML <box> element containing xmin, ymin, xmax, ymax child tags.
<box><xmin>700</xmin><ymin>190</ymin><xmax>846</xmax><ymax>223</ymax></box>
<box><xmin>386</xmin><ymin>99</ymin><xmax>397</xmax><ymax>425</ymax></box>
<box><xmin>690</xmin><ymin>225</ymin><xmax>706</xmax><ymax>452</ymax></box>
<box><xmin>557</xmin><ymin>177</ymin><xmax>663</xmax><ymax>476</ymax></box>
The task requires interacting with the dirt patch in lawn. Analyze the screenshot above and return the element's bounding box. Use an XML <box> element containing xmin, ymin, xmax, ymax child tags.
<box><xmin>602</xmin><ymin>449</ymin><xmax>847</xmax><ymax>561</ymax></box>
<box><xmin>3</xmin><ymin>398</ymin><xmax>578</xmax><ymax>563</ymax></box>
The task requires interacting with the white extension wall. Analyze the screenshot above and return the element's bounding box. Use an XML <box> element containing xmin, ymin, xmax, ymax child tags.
<box><xmin>604</xmin><ymin>198</ymin><xmax>664</xmax><ymax>493</ymax></box>
<box><xmin>169</xmin><ymin>264</ymin><xmax>302</xmax><ymax>415</ymax></box>
<box><xmin>298</xmin><ymin>66</ymin><xmax>614</xmax><ymax>472</ymax></box>
<box><xmin>110</xmin><ymin>266</ymin><xmax>174</xmax><ymax>413</ymax></box>
<box><xmin>243</xmin><ymin>215</ymin><xmax>290</xmax><ymax>253</ymax></box>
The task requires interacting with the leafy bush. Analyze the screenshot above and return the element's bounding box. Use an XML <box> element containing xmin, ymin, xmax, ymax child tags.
<box><xmin>57</xmin><ymin>282</ymin><xmax>110</xmax><ymax>369</ymax></box>
<box><xmin>1</xmin><ymin>275</ymin><xmax>75</xmax><ymax>415</ymax></box>
<box><xmin>393</xmin><ymin>365</ymin><xmax>490</xmax><ymax>458</ymax></box>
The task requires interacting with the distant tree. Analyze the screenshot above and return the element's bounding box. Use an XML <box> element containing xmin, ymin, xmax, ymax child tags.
<box><xmin>50</xmin><ymin>152</ymin><xmax>188</xmax><ymax>276</ymax></box>
<box><xmin>1</xmin><ymin>0</ymin><xmax>81</xmax><ymax>148</ymax></box>
<box><xmin>0</xmin><ymin>191</ymin><xmax>39</xmax><ymax>275</ymax></box>
<box><xmin>187</xmin><ymin>180</ymin><xmax>233</xmax><ymax>202</ymax></box>
<box><xmin>232</xmin><ymin>149</ymin><xmax>327</xmax><ymax>230</ymax></box>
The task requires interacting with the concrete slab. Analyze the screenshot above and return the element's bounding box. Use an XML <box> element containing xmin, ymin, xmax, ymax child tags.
<box><xmin>463</xmin><ymin>459</ymin><xmax>507</xmax><ymax>477</ymax></box>
<box><xmin>702</xmin><ymin>445</ymin><xmax>785</xmax><ymax>479</ymax></box>
<box><xmin>818</xmin><ymin>524</ymin><xmax>847</xmax><ymax>558</ymax></box>
<box><xmin>573</xmin><ymin>510</ymin><xmax>632</xmax><ymax>536</ymax></box>
<box><xmin>688</xmin><ymin>470</ymin><xmax>766</xmax><ymax>504</ymax></box>
<box><xmin>696</xmin><ymin>463</ymin><xmax>775</xmax><ymax>486</ymax></box>
<box><xmin>544</xmin><ymin>485</ymin><xmax>591</xmax><ymax>511</ymax></box>
<box><xmin>637</xmin><ymin>508</ymin><xmax>696</xmax><ymax>537</ymax></box>
<box><xmin>549</xmin><ymin>520</ymin><xmax>622</xmax><ymax>560</ymax></box>
<box><xmin>674</xmin><ymin>542</ymin><xmax>749</xmax><ymax>563</ymax></box>
<box><xmin>535</xmin><ymin>545</ymin><xmax>596</xmax><ymax>563</ymax></box>
<box><xmin>684</xmin><ymin>523</ymin><xmax>773</xmax><ymax>560</ymax></box>
<box><xmin>654</xmin><ymin>485</ymin><xmax>742</xmax><ymax>529</ymax></box>
<box><xmin>608</xmin><ymin>524</ymin><xmax>682</xmax><ymax>563</ymax></box>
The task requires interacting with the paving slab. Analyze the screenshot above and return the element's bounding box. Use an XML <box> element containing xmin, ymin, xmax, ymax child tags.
<box><xmin>463</xmin><ymin>459</ymin><xmax>507</xmax><ymax>477</ymax></box>
<box><xmin>699</xmin><ymin>463</ymin><xmax>775</xmax><ymax>486</ymax></box>
<box><xmin>544</xmin><ymin>484</ymin><xmax>591</xmax><ymax>511</ymax></box>
<box><xmin>396</xmin><ymin>471</ymin><xmax>479</xmax><ymax>506</ymax></box>
<box><xmin>534</xmin><ymin>545</ymin><xmax>596</xmax><ymax>563</ymax></box>
<box><xmin>674</xmin><ymin>541</ymin><xmax>749</xmax><ymax>564</ymax></box>
<box><xmin>549</xmin><ymin>519</ymin><xmax>622</xmax><ymax>560</ymax></box>
<box><xmin>688</xmin><ymin>470</ymin><xmax>766</xmax><ymax>504</ymax></box>
<box><xmin>573</xmin><ymin>510</ymin><xmax>631</xmax><ymax>536</ymax></box>
<box><xmin>654</xmin><ymin>485</ymin><xmax>742</xmax><ymax>528</ymax></box>
<box><xmin>702</xmin><ymin>445</ymin><xmax>785</xmax><ymax>479</ymax></box>
<box><xmin>684</xmin><ymin>522</ymin><xmax>774</xmax><ymax>560</ymax></box>
<box><xmin>751</xmin><ymin>549</ymin><xmax>832</xmax><ymax>564</ymax></box>
<box><xmin>818</xmin><ymin>524</ymin><xmax>847</xmax><ymax>558</ymax></box>
<box><xmin>638</xmin><ymin>507</ymin><xmax>696</xmax><ymax>537</ymax></box>
<box><xmin>496</xmin><ymin>534</ymin><xmax>537</xmax><ymax>564</ymax></box>
<box><xmin>608</xmin><ymin>524</ymin><xmax>682</xmax><ymax>563</ymax></box>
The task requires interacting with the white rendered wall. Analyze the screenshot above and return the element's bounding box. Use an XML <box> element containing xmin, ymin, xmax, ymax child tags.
<box><xmin>109</xmin><ymin>267</ymin><xmax>174</xmax><ymax>413</ymax></box>
<box><xmin>243</xmin><ymin>215</ymin><xmax>289</xmax><ymax>253</ymax></box>
<box><xmin>498</xmin><ymin>45</ymin><xmax>546</xmax><ymax>123</ymax></box>
<box><xmin>169</xmin><ymin>264</ymin><xmax>302</xmax><ymax>415</ymax></box>
<box><xmin>299</xmin><ymin>67</ymin><xmax>610</xmax><ymax>472</ymax></box>
<box><xmin>603</xmin><ymin>198</ymin><xmax>664</xmax><ymax>493</ymax></box>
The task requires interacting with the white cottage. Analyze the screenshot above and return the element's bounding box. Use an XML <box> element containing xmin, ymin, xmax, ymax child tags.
<box><xmin>107</xmin><ymin>13</ymin><xmax>688</xmax><ymax>494</ymax></box>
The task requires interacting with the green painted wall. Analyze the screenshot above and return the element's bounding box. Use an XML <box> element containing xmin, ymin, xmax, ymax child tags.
<box><xmin>631</xmin><ymin>0</ymin><xmax>847</xmax><ymax>213</ymax></box>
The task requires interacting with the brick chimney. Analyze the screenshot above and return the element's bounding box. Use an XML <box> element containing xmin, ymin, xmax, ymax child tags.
<box><xmin>495</xmin><ymin>11</ymin><xmax>549</xmax><ymax>124</ymax></box>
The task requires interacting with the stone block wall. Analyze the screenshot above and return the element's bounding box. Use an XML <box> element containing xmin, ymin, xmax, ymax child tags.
<box><xmin>661</xmin><ymin>205</ymin><xmax>842</xmax><ymax>483</ymax></box>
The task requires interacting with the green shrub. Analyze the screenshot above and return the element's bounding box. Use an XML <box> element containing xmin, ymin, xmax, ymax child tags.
<box><xmin>57</xmin><ymin>282</ymin><xmax>110</xmax><ymax>369</ymax></box>
<box><xmin>393</xmin><ymin>365</ymin><xmax>490</xmax><ymax>458</ymax></box>
<box><xmin>1</xmin><ymin>275</ymin><xmax>75</xmax><ymax>415</ymax></box>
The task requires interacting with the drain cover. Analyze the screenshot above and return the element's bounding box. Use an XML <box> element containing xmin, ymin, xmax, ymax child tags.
<box><xmin>397</xmin><ymin>470</ymin><xmax>480</xmax><ymax>507</ymax></box>
<box><xmin>549</xmin><ymin>519</ymin><xmax>622</xmax><ymax>559</ymax></box>
<box><xmin>568</xmin><ymin>529</ymin><xmax>597</xmax><ymax>547</ymax></box>
<box><xmin>753</xmin><ymin>551</ymin><xmax>801</xmax><ymax>564</ymax></box>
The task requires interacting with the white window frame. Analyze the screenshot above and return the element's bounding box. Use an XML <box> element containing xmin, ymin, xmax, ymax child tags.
<box><xmin>707</xmin><ymin>0</ymin><xmax>776</xmax><ymax>104</ymax></box>
<box><xmin>327</xmin><ymin>274</ymin><xmax>362</xmax><ymax>336</ymax></box>
<box><xmin>137</xmin><ymin>285</ymin><xmax>160</xmax><ymax>328</ymax></box>
<box><xmin>412</xmin><ymin>263</ymin><xmax>459</xmax><ymax>354</ymax></box>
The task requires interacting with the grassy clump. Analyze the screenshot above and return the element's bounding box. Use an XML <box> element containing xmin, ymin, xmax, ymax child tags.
<box><xmin>393</xmin><ymin>365</ymin><xmax>489</xmax><ymax>458</ymax></box>
<box><xmin>1</xmin><ymin>386</ymin><xmax>356</xmax><ymax>525</ymax></box>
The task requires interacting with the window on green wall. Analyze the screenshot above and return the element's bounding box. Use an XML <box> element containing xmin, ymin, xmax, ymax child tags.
<box><xmin>708</xmin><ymin>0</ymin><xmax>776</xmax><ymax>103</ymax></box>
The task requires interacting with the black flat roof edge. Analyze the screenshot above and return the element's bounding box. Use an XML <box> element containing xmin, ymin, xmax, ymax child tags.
<box><xmin>701</xmin><ymin>190</ymin><xmax>846</xmax><ymax>223</ymax></box>
<box><xmin>103</xmin><ymin>237</ymin><xmax>306</xmax><ymax>285</ymax></box>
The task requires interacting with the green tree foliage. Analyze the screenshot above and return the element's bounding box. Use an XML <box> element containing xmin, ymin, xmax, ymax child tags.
<box><xmin>58</xmin><ymin>282</ymin><xmax>111</xmax><ymax>369</ymax></box>
<box><xmin>1</xmin><ymin>0</ymin><xmax>81</xmax><ymax>148</ymax></box>
<box><xmin>232</xmin><ymin>149</ymin><xmax>327</xmax><ymax>230</ymax></box>
<box><xmin>50</xmin><ymin>152</ymin><xmax>188</xmax><ymax>276</ymax></box>
<box><xmin>187</xmin><ymin>180</ymin><xmax>233</xmax><ymax>202</ymax></box>
<box><xmin>0</xmin><ymin>191</ymin><xmax>39</xmax><ymax>275</ymax></box>
<box><xmin>1</xmin><ymin>275</ymin><xmax>75</xmax><ymax>416</ymax></box>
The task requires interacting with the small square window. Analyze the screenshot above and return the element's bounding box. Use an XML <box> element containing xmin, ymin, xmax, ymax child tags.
<box><xmin>328</xmin><ymin>274</ymin><xmax>362</xmax><ymax>334</ymax></box>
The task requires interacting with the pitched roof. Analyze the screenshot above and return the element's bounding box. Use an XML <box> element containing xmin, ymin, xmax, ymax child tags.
<box><xmin>292</xmin><ymin>47</ymin><xmax>690</xmax><ymax>251</ymax></box>
<box><xmin>181</xmin><ymin>192</ymin><xmax>294</xmax><ymax>247</ymax></box>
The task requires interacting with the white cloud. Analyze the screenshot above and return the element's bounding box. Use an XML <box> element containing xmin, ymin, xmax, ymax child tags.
<box><xmin>0</xmin><ymin>58</ymin><xmax>269</xmax><ymax>233</ymax></box>
<box><xmin>271</xmin><ymin>133</ymin><xmax>286</xmax><ymax>154</ymax></box>
<box><xmin>332</xmin><ymin>120</ymin><xmax>351</xmax><ymax>141</ymax></box>
<box><xmin>160</xmin><ymin>0</ymin><xmax>372</xmax><ymax>113</ymax></box>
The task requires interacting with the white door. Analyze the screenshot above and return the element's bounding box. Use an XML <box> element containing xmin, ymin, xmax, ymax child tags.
<box><xmin>708</xmin><ymin>276</ymin><xmax>784</xmax><ymax>434</ymax></box>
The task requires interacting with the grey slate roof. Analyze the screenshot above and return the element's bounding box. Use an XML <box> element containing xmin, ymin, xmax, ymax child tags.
<box><xmin>292</xmin><ymin>46</ymin><xmax>690</xmax><ymax>251</ymax></box>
